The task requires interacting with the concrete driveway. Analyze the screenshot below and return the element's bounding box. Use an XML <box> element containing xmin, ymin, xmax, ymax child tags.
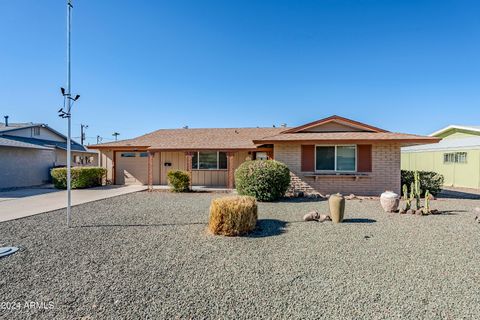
<box><xmin>0</xmin><ymin>185</ymin><xmax>148</xmax><ymax>222</ymax></box>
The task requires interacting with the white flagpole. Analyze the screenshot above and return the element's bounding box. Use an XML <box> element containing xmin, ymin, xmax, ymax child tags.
<box><xmin>66</xmin><ymin>0</ymin><xmax>73</xmax><ymax>227</ymax></box>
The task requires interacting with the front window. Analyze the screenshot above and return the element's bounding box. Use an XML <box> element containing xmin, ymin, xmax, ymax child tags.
<box><xmin>121</xmin><ymin>152</ymin><xmax>136</xmax><ymax>157</ymax></box>
<box><xmin>192</xmin><ymin>152</ymin><xmax>227</xmax><ymax>170</ymax></box>
<box><xmin>315</xmin><ymin>145</ymin><xmax>356</xmax><ymax>172</ymax></box>
<box><xmin>444</xmin><ymin>152</ymin><xmax>467</xmax><ymax>164</ymax></box>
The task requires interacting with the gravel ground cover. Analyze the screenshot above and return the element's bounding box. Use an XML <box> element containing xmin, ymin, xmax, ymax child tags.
<box><xmin>1</xmin><ymin>192</ymin><xmax>479</xmax><ymax>319</ymax></box>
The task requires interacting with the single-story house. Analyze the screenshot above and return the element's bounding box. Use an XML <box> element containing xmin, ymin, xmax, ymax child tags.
<box><xmin>0</xmin><ymin>118</ymin><xmax>98</xmax><ymax>189</ymax></box>
<box><xmin>90</xmin><ymin>115</ymin><xmax>438</xmax><ymax>195</ymax></box>
<box><xmin>402</xmin><ymin>125</ymin><xmax>480</xmax><ymax>189</ymax></box>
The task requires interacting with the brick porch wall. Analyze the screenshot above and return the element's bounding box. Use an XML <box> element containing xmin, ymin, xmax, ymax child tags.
<box><xmin>274</xmin><ymin>143</ymin><xmax>401</xmax><ymax>196</ymax></box>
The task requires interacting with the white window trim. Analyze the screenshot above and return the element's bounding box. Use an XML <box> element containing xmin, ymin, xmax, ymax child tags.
<box><xmin>314</xmin><ymin>145</ymin><xmax>357</xmax><ymax>173</ymax></box>
<box><xmin>192</xmin><ymin>151</ymin><xmax>228</xmax><ymax>171</ymax></box>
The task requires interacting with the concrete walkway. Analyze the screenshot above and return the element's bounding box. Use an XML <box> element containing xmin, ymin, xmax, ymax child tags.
<box><xmin>0</xmin><ymin>185</ymin><xmax>148</xmax><ymax>222</ymax></box>
<box><xmin>0</xmin><ymin>184</ymin><xmax>59</xmax><ymax>202</ymax></box>
<box><xmin>151</xmin><ymin>185</ymin><xmax>234</xmax><ymax>193</ymax></box>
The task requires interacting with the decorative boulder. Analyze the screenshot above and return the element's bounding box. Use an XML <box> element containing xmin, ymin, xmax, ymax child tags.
<box><xmin>319</xmin><ymin>214</ymin><xmax>331</xmax><ymax>222</ymax></box>
<box><xmin>208</xmin><ymin>196</ymin><xmax>257</xmax><ymax>236</ymax></box>
<box><xmin>380</xmin><ymin>191</ymin><xmax>400</xmax><ymax>212</ymax></box>
<box><xmin>303</xmin><ymin>211</ymin><xmax>320</xmax><ymax>221</ymax></box>
<box><xmin>329</xmin><ymin>193</ymin><xmax>345</xmax><ymax>223</ymax></box>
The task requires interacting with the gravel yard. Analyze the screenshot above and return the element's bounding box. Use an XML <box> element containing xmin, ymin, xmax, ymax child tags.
<box><xmin>1</xmin><ymin>192</ymin><xmax>480</xmax><ymax>319</ymax></box>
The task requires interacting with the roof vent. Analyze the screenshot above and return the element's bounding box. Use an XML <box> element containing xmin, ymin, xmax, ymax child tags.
<box><xmin>4</xmin><ymin>115</ymin><xmax>9</xmax><ymax>127</ymax></box>
<box><xmin>183</xmin><ymin>126</ymin><xmax>189</xmax><ymax>129</ymax></box>
<box><xmin>281</xmin><ymin>123</ymin><xmax>287</xmax><ymax>128</ymax></box>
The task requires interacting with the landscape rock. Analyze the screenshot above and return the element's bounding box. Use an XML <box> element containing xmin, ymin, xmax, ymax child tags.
<box><xmin>303</xmin><ymin>210</ymin><xmax>320</xmax><ymax>221</ymax></box>
<box><xmin>295</xmin><ymin>191</ymin><xmax>305</xmax><ymax>198</ymax></box>
<box><xmin>345</xmin><ymin>194</ymin><xmax>356</xmax><ymax>200</ymax></box>
<box><xmin>318</xmin><ymin>214</ymin><xmax>331</xmax><ymax>222</ymax></box>
<box><xmin>415</xmin><ymin>209</ymin><xmax>423</xmax><ymax>216</ymax></box>
<box><xmin>406</xmin><ymin>209</ymin><xmax>415</xmax><ymax>215</ymax></box>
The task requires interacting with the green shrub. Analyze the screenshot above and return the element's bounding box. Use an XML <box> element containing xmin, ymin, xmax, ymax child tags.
<box><xmin>235</xmin><ymin>160</ymin><xmax>291</xmax><ymax>201</ymax></box>
<box><xmin>51</xmin><ymin>167</ymin><xmax>107</xmax><ymax>189</ymax></box>
<box><xmin>167</xmin><ymin>170</ymin><xmax>190</xmax><ymax>192</ymax></box>
<box><xmin>401</xmin><ymin>170</ymin><xmax>444</xmax><ymax>196</ymax></box>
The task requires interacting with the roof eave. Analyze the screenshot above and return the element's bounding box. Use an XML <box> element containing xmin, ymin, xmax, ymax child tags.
<box><xmin>88</xmin><ymin>145</ymin><xmax>151</xmax><ymax>150</ymax></box>
<box><xmin>147</xmin><ymin>147</ymin><xmax>260</xmax><ymax>152</ymax></box>
<box><xmin>253</xmin><ymin>138</ymin><xmax>441</xmax><ymax>145</ymax></box>
<box><xmin>429</xmin><ymin>125</ymin><xmax>480</xmax><ymax>137</ymax></box>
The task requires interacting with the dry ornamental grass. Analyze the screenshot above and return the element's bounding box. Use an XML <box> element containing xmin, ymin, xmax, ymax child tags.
<box><xmin>208</xmin><ymin>196</ymin><xmax>258</xmax><ymax>236</ymax></box>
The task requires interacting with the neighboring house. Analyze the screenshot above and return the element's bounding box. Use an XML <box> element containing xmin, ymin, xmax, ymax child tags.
<box><xmin>0</xmin><ymin>118</ymin><xmax>98</xmax><ymax>189</ymax></box>
<box><xmin>402</xmin><ymin>125</ymin><xmax>480</xmax><ymax>189</ymax></box>
<box><xmin>90</xmin><ymin>115</ymin><xmax>438</xmax><ymax>195</ymax></box>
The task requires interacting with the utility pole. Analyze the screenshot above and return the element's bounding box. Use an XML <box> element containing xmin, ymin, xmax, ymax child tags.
<box><xmin>112</xmin><ymin>132</ymin><xmax>120</xmax><ymax>141</ymax></box>
<box><xmin>80</xmin><ymin>124</ymin><xmax>88</xmax><ymax>145</ymax></box>
<box><xmin>96</xmin><ymin>135</ymin><xmax>102</xmax><ymax>144</ymax></box>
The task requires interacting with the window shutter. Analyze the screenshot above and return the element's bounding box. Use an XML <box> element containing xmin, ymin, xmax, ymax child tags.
<box><xmin>301</xmin><ymin>145</ymin><xmax>315</xmax><ymax>172</ymax></box>
<box><xmin>357</xmin><ymin>145</ymin><xmax>372</xmax><ymax>172</ymax></box>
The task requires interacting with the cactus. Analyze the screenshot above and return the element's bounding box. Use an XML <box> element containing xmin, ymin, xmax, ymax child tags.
<box><xmin>409</xmin><ymin>182</ymin><xmax>415</xmax><ymax>208</ymax></box>
<box><xmin>424</xmin><ymin>190</ymin><xmax>430</xmax><ymax>214</ymax></box>
<box><xmin>413</xmin><ymin>171</ymin><xmax>422</xmax><ymax>210</ymax></box>
<box><xmin>402</xmin><ymin>184</ymin><xmax>410</xmax><ymax>211</ymax></box>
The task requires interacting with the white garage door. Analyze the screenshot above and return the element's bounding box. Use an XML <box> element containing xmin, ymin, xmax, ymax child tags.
<box><xmin>116</xmin><ymin>152</ymin><xmax>148</xmax><ymax>185</ymax></box>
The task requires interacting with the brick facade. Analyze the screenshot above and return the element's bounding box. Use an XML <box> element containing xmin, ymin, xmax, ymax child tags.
<box><xmin>274</xmin><ymin>143</ymin><xmax>401</xmax><ymax>196</ymax></box>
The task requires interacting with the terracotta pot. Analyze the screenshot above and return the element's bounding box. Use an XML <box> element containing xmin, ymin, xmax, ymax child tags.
<box><xmin>380</xmin><ymin>191</ymin><xmax>400</xmax><ymax>212</ymax></box>
<box><xmin>329</xmin><ymin>193</ymin><xmax>345</xmax><ymax>223</ymax></box>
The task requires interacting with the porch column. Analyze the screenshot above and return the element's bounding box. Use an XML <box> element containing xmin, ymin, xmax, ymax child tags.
<box><xmin>147</xmin><ymin>151</ymin><xmax>154</xmax><ymax>191</ymax></box>
<box><xmin>227</xmin><ymin>152</ymin><xmax>235</xmax><ymax>189</ymax></box>
<box><xmin>185</xmin><ymin>152</ymin><xmax>194</xmax><ymax>189</ymax></box>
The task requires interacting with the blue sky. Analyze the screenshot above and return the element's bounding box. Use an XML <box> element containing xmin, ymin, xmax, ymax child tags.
<box><xmin>1</xmin><ymin>0</ymin><xmax>479</xmax><ymax>145</ymax></box>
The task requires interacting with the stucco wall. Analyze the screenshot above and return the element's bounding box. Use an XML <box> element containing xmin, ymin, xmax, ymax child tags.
<box><xmin>99</xmin><ymin>150</ymin><xmax>114</xmax><ymax>183</ymax></box>
<box><xmin>274</xmin><ymin>143</ymin><xmax>401</xmax><ymax>196</ymax></box>
<box><xmin>5</xmin><ymin>126</ymin><xmax>65</xmax><ymax>142</ymax></box>
<box><xmin>0</xmin><ymin>147</ymin><xmax>55</xmax><ymax>189</ymax></box>
<box><xmin>402</xmin><ymin>149</ymin><xmax>480</xmax><ymax>189</ymax></box>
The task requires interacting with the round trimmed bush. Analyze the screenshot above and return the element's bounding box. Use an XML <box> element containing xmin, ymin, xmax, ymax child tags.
<box><xmin>208</xmin><ymin>195</ymin><xmax>257</xmax><ymax>236</ymax></box>
<box><xmin>235</xmin><ymin>160</ymin><xmax>290</xmax><ymax>201</ymax></box>
<box><xmin>167</xmin><ymin>170</ymin><xmax>190</xmax><ymax>192</ymax></box>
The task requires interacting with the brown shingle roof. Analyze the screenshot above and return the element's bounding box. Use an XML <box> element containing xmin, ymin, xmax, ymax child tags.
<box><xmin>89</xmin><ymin>115</ymin><xmax>440</xmax><ymax>150</ymax></box>
<box><xmin>90</xmin><ymin>127</ymin><xmax>287</xmax><ymax>150</ymax></box>
<box><xmin>253</xmin><ymin>131</ymin><xmax>441</xmax><ymax>145</ymax></box>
